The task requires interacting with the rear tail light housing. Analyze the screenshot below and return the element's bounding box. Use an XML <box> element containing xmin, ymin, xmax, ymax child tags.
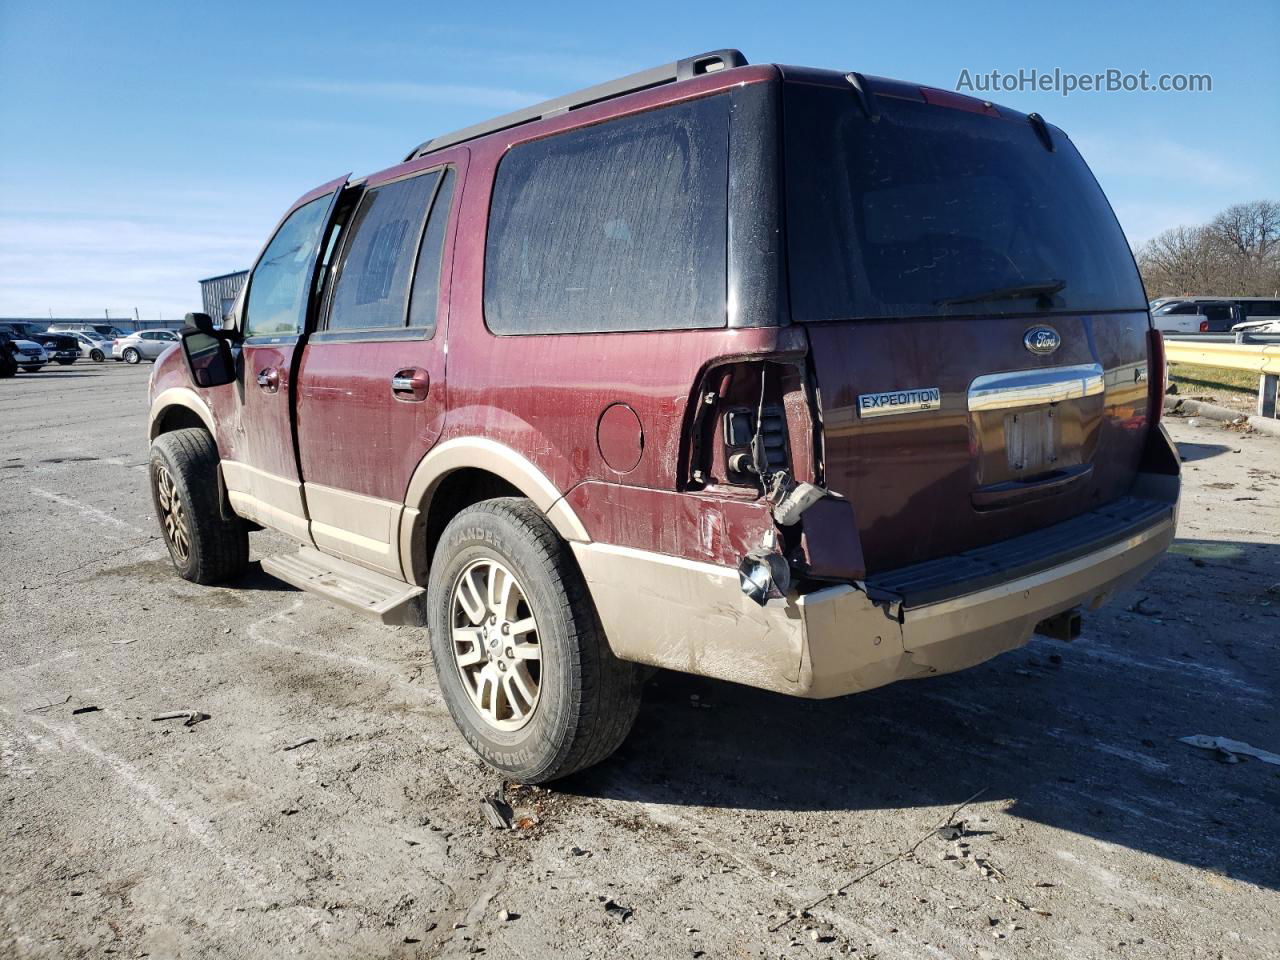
<box><xmin>1199</xmin><ymin>319</ymin><xmax>1209</xmax><ymax>332</ymax></box>
<box><xmin>1147</xmin><ymin>328</ymin><xmax>1166</xmax><ymax>429</ymax></box>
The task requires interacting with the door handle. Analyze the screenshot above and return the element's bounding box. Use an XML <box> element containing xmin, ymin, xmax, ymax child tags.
<box><xmin>256</xmin><ymin>367</ymin><xmax>280</xmax><ymax>393</ymax></box>
<box><xmin>391</xmin><ymin>367</ymin><xmax>430</xmax><ymax>402</ymax></box>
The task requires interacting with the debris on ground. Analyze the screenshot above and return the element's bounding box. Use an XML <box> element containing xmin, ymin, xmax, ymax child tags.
<box><xmin>481</xmin><ymin>788</ymin><xmax>514</xmax><ymax>830</ymax></box>
<box><xmin>70</xmin><ymin>705</ymin><xmax>100</xmax><ymax>715</ymax></box>
<box><xmin>23</xmin><ymin>695</ymin><xmax>71</xmax><ymax>713</ymax></box>
<box><xmin>603</xmin><ymin>899</ymin><xmax>633</xmax><ymax>923</ymax></box>
<box><xmin>283</xmin><ymin>736</ymin><xmax>317</xmax><ymax>751</ymax></box>
<box><xmin>769</xmin><ymin>788</ymin><xmax>986</xmax><ymax>933</ymax></box>
<box><xmin>936</xmin><ymin>822</ymin><xmax>965</xmax><ymax>841</ymax></box>
<box><xmin>1129</xmin><ymin>596</ymin><xmax>1162</xmax><ymax>616</ymax></box>
<box><xmin>109</xmin><ymin>638</ymin><xmax>139</xmax><ymax>645</ymax></box>
<box><xmin>498</xmin><ymin>909</ymin><xmax>518</xmax><ymax>921</ymax></box>
<box><xmin>1178</xmin><ymin>735</ymin><xmax>1280</xmax><ymax>766</ymax></box>
<box><xmin>152</xmin><ymin>710</ymin><xmax>210</xmax><ymax>727</ymax></box>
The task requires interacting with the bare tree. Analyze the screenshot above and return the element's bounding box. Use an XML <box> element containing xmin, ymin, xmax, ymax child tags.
<box><xmin>1136</xmin><ymin>200</ymin><xmax>1280</xmax><ymax>298</ymax></box>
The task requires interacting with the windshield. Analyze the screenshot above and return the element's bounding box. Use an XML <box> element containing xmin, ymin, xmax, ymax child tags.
<box><xmin>783</xmin><ymin>83</ymin><xmax>1147</xmax><ymax>321</ymax></box>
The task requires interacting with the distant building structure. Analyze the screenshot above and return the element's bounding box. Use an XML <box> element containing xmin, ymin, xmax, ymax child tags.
<box><xmin>200</xmin><ymin>271</ymin><xmax>249</xmax><ymax>326</ymax></box>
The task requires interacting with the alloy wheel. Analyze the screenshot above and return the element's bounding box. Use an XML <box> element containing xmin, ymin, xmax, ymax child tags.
<box><xmin>450</xmin><ymin>558</ymin><xmax>542</xmax><ymax>731</ymax></box>
<box><xmin>154</xmin><ymin>463</ymin><xmax>190</xmax><ymax>563</ymax></box>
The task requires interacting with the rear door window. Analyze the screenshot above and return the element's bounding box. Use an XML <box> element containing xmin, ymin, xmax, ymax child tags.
<box><xmin>484</xmin><ymin>95</ymin><xmax>729</xmax><ymax>335</ymax></box>
<box><xmin>783</xmin><ymin>83</ymin><xmax>1148</xmax><ymax>321</ymax></box>
<box><xmin>327</xmin><ymin>170</ymin><xmax>441</xmax><ymax>333</ymax></box>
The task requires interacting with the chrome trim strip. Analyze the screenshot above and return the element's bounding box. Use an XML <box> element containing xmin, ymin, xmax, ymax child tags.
<box><xmin>967</xmin><ymin>363</ymin><xmax>1105</xmax><ymax>412</ymax></box>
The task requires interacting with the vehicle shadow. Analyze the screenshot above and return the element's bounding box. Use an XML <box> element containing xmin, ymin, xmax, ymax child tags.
<box><xmin>236</xmin><ymin>562</ymin><xmax>301</xmax><ymax>593</ymax></box>
<box><xmin>1176</xmin><ymin>440</ymin><xmax>1235</xmax><ymax>462</ymax></box>
<box><xmin>563</xmin><ymin>537</ymin><xmax>1280</xmax><ymax>891</ymax></box>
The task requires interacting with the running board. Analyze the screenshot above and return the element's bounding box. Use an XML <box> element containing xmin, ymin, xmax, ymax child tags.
<box><xmin>259</xmin><ymin>547</ymin><xmax>427</xmax><ymax>626</ymax></box>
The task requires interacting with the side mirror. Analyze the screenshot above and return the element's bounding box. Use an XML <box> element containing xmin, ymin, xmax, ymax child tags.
<box><xmin>185</xmin><ymin>311</ymin><xmax>217</xmax><ymax>335</ymax></box>
<box><xmin>180</xmin><ymin>326</ymin><xmax>237</xmax><ymax>388</ymax></box>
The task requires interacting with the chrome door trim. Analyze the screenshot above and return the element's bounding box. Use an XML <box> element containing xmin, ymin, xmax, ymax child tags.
<box><xmin>967</xmin><ymin>363</ymin><xmax>1105</xmax><ymax>412</ymax></box>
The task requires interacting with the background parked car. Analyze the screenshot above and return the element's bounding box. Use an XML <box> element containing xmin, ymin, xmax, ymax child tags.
<box><xmin>28</xmin><ymin>332</ymin><xmax>79</xmax><ymax>365</ymax></box>
<box><xmin>9</xmin><ymin>339</ymin><xmax>48</xmax><ymax>372</ymax></box>
<box><xmin>73</xmin><ymin>332</ymin><xmax>112</xmax><ymax>362</ymax></box>
<box><xmin>1150</xmin><ymin>298</ymin><xmax>1242</xmax><ymax>333</ymax></box>
<box><xmin>113</xmin><ymin>329</ymin><xmax>179</xmax><ymax>363</ymax></box>
<box><xmin>0</xmin><ymin>332</ymin><xmax>17</xmax><ymax>377</ymax></box>
<box><xmin>47</xmin><ymin>322</ymin><xmax>131</xmax><ymax>339</ymax></box>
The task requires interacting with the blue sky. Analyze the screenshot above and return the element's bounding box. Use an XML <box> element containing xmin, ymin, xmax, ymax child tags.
<box><xmin>1</xmin><ymin>0</ymin><xmax>1276</xmax><ymax>319</ymax></box>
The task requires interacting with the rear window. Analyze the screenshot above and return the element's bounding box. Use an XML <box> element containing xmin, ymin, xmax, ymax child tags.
<box><xmin>484</xmin><ymin>95</ymin><xmax>729</xmax><ymax>335</ymax></box>
<box><xmin>784</xmin><ymin>83</ymin><xmax>1147</xmax><ymax>321</ymax></box>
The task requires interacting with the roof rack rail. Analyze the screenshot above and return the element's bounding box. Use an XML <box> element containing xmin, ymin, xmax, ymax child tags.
<box><xmin>403</xmin><ymin>48</ymin><xmax>748</xmax><ymax>161</ymax></box>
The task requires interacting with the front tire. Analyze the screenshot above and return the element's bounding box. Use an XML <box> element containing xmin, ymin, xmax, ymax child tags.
<box><xmin>22</xmin><ymin>366</ymin><xmax>42</xmax><ymax>373</ymax></box>
<box><xmin>56</xmin><ymin>358</ymin><xmax>75</xmax><ymax>366</ymax></box>
<box><xmin>427</xmin><ymin>498</ymin><xmax>642</xmax><ymax>783</ymax></box>
<box><xmin>123</xmin><ymin>348</ymin><xmax>141</xmax><ymax>364</ymax></box>
<box><xmin>90</xmin><ymin>349</ymin><xmax>105</xmax><ymax>362</ymax></box>
<box><xmin>149</xmin><ymin>429</ymin><xmax>248</xmax><ymax>584</ymax></box>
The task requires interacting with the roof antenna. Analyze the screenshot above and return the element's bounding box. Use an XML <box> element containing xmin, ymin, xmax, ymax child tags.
<box><xmin>1027</xmin><ymin>112</ymin><xmax>1055</xmax><ymax>152</ymax></box>
<box><xmin>844</xmin><ymin>72</ymin><xmax>880</xmax><ymax>122</ymax></box>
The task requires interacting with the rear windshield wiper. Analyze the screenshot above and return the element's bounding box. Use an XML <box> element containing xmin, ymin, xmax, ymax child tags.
<box><xmin>936</xmin><ymin>279</ymin><xmax>1066</xmax><ymax>307</ymax></box>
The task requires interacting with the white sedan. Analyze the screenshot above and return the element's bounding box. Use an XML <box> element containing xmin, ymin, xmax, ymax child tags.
<box><xmin>112</xmin><ymin>330</ymin><xmax>180</xmax><ymax>364</ymax></box>
<box><xmin>74</xmin><ymin>332</ymin><xmax>113</xmax><ymax>362</ymax></box>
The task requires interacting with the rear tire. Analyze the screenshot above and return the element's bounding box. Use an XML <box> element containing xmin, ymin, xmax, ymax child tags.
<box><xmin>123</xmin><ymin>348</ymin><xmax>140</xmax><ymax>364</ymax></box>
<box><xmin>22</xmin><ymin>366</ymin><xmax>41</xmax><ymax>373</ymax></box>
<box><xmin>149</xmin><ymin>429</ymin><xmax>248</xmax><ymax>584</ymax></box>
<box><xmin>56</xmin><ymin>358</ymin><xmax>75</xmax><ymax>366</ymax></box>
<box><xmin>427</xmin><ymin>497</ymin><xmax>642</xmax><ymax>783</ymax></box>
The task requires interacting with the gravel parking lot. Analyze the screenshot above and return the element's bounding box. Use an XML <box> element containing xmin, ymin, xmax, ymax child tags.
<box><xmin>2</xmin><ymin>362</ymin><xmax>1278</xmax><ymax>959</ymax></box>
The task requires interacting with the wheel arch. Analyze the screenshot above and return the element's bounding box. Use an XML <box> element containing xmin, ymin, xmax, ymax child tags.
<box><xmin>399</xmin><ymin>437</ymin><xmax>591</xmax><ymax>585</ymax></box>
<box><xmin>149</xmin><ymin>388</ymin><xmax>216</xmax><ymax>442</ymax></box>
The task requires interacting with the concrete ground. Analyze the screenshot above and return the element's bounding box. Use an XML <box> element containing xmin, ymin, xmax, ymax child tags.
<box><xmin>2</xmin><ymin>362</ymin><xmax>1278</xmax><ymax>960</ymax></box>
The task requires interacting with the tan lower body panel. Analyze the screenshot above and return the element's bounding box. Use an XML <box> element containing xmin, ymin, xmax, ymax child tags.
<box><xmin>575</xmin><ymin>511</ymin><xmax>1175</xmax><ymax>699</ymax></box>
<box><xmin>220</xmin><ymin>460</ymin><xmax>310</xmax><ymax>544</ymax></box>
<box><xmin>304</xmin><ymin>482</ymin><xmax>404</xmax><ymax>577</ymax></box>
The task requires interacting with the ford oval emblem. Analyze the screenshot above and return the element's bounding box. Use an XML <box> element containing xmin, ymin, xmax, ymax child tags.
<box><xmin>1024</xmin><ymin>325</ymin><xmax>1061</xmax><ymax>356</ymax></box>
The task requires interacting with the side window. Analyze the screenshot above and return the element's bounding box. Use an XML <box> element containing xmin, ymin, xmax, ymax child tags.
<box><xmin>327</xmin><ymin>171</ymin><xmax>440</xmax><ymax>332</ymax></box>
<box><xmin>243</xmin><ymin>194</ymin><xmax>333</xmax><ymax>338</ymax></box>
<box><xmin>484</xmin><ymin>95</ymin><xmax>729</xmax><ymax>335</ymax></box>
<box><xmin>407</xmin><ymin>168</ymin><xmax>456</xmax><ymax>335</ymax></box>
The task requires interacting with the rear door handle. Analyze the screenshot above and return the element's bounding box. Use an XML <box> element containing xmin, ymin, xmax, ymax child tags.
<box><xmin>256</xmin><ymin>367</ymin><xmax>280</xmax><ymax>393</ymax></box>
<box><xmin>391</xmin><ymin>367</ymin><xmax>430</xmax><ymax>402</ymax></box>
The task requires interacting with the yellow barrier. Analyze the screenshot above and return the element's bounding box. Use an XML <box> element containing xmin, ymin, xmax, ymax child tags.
<box><xmin>1165</xmin><ymin>340</ymin><xmax>1280</xmax><ymax>375</ymax></box>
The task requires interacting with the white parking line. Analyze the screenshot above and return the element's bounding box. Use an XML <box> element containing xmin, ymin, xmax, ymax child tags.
<box><xmin>245</xmin><ymin>599</ymin><xmax>443</xmax><ymax>703</ymax></box>
<box><xmin>29</xmin><ymin>486</ymin><xmax>149</xmax><ymax>535</ymax></box>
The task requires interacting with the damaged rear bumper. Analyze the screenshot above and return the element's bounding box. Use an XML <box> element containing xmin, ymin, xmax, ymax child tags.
<box><xmin>574</xmin><ymin>493</ymin><xmax>1176</xmax><ymax>700</ymax></box>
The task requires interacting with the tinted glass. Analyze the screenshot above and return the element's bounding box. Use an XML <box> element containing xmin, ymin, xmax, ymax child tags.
<box><xmin>328</xmin><ymin>171</ymin><xmax>439</xmax><ymax>331</ymax></box>
<box><xmin>784</xmin><ymin>84</ymin><xmax>1147</xmax><ymax>321</ymax></box>
<box><xmin>407</xmin><ymin>168</ymin><xmax>455</xmax><ymax>335</ymax></box>
<box><xmin>1241</xmin><ymin>300</ymin><xmax>1280</xmax><ymax>316</ymax></box>
<box><xmin>485</xmin><ymin>95</ymin><xmax>729</xmax><ymax>334</ymax></box>
<box><xmin>244</xmin><ymin>194</ymin><xmax>332</xmax><ymax>338</ymax></box>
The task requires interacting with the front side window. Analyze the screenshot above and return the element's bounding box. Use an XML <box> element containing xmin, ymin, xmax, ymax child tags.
<box><xmin>485</xmin><ymin>95</ymin><xmax>729</xmax><ymax>335</ymax></box>
<box><xmin>244</xmin><ymin>194</ymin><xmax>333</xmax><ymax>338</ymax></box>
<box><xmin>327</xmin><ymin>171</ymin><xmax>440</xmax><ymax>332</ymax></box>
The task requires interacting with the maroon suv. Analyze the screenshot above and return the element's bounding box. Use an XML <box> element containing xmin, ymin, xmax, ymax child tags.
<box><xmin>147</xmin><ymin>50</ymin><xmax>1180</xmax><ymax>782</ymax></box>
